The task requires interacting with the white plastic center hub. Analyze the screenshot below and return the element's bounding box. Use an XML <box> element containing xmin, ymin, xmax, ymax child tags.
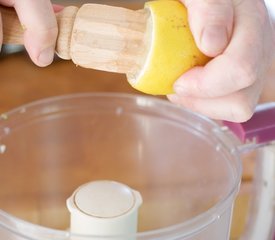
<box><xmin>74</xmin><ymin>181</ymin><xmax>136</xmax><ymax>218</ymax></box>
<box><xmin>67</xmin><ymin>180</ymin><xmax>142</xmax><ymax>236</ymax></box>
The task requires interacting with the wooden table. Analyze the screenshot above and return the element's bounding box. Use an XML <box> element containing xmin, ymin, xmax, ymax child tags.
<box><xmin>0</xmin><ymin>50</ymin><xmax>140</xmax><ymax>113</ymax></box>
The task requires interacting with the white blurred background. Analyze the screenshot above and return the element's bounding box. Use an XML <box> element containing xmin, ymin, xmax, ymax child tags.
<box><xmin>265</xmin><ymin>0</ymin><xmax>275</xmax><ymax>18</ymax></box>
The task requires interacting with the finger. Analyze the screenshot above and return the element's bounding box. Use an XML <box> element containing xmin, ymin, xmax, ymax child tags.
<box><xmin>181</xmin><ymin>0</ymin><xmax>233</xmax><ymax>56</ymax></box>
<box><xmin>174</xmin><ymin>0</ymin><xmax>272</xmax><ymax>99</ymax></box>
<box><xmin>13</xmin><ymin>0</ymin><xmax>58</xmax><ymax>67</ymax></box>
<box><xmin>0</xmin><ymin>0</ymin><xmax>13</xmax><ymax>6</ymax></box>
<box><xmin>0</xmin><ymin>0</ymin><xmax>63</xmax><ymax>12</ymax></box>
<box><xmin>167</xmin><ymin>92</ymin><xmax>254</xmax><ymax>123</ymax></box>
<box><xmin>168</xmin><ymin>82</ymin><xmax>262</xmax><ymax>122</ymax></box>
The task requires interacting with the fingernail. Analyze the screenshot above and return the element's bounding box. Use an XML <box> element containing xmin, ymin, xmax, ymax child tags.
<box><xmin>201</xmin><ymin>25</ymin><xmax>228</xmax><ymax>56</ymax></box>
<box><xmin>53</xmin><ymin>4</ymin><xmax>64</xmax><ymax>12</ymax></box>
<box><xmin>38</xmin><ymin>46</ymin><xmax>55</xmax><ymax>66</ymax></box>
<box><xmin>167</xmin><ymin>94</ymin><xmax>180</xmax><ymax>103</ymax></box>
<box><xmin>174</xmin><ymin>83</ymin><xmax>189</xmax><ymax>96</ymax></box>
<box><xmin>174</xmin><ymin>78</ymin><xmax>191</xmax><ymax>96</ymax></box>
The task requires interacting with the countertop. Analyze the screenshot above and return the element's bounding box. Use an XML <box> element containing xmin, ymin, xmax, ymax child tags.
<box><xmin>0</xmin><ymin>50</ymin><xmax>140</xmax><ymax>113</ymax></box>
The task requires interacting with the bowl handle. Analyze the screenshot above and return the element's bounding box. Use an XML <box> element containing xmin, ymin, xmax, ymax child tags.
<box><xmin>224</xmin><ymin>103</ymin><xmax>275</xmax><ymax>240</ymax></box>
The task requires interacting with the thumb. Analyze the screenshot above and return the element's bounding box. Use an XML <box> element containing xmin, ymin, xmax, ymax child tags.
<box><xmin>181</xmin><ymin>0</ymin><xmax>234</xmax><ymax>57</ymax></box>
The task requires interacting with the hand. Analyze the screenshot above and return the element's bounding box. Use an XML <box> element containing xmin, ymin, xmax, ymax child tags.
<box><xmin>0</xmin><ymin>0</ymin><xmax>59</xmax><ymax>67</ymax></box>
<box><xmin>168</xmin><ymin>0</ymin><xmax>275</xmax><ymax>122</ymax></box>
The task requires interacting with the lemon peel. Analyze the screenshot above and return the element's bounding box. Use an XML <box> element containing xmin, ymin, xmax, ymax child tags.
<box><xmin>127</xmin><ymin>0</ymin><xmax>210</xmax><ymax>95</ymax></box>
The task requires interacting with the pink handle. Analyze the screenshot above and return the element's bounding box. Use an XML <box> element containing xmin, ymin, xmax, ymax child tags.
<box><xmin>223</xmin><ymin>102</ymin><xmax>275</xmax><ymax>144</ymax></box>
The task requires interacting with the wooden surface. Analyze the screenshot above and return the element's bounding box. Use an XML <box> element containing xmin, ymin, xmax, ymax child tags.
<box><xmin>0</xmin><ymin>50</ymin><xmax>142</xmax><ymax>114</ymax></box>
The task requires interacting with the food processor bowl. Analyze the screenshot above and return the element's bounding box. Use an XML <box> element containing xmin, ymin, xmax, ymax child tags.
<box><xmin>0</xmin><ymin>93</ymin><xmax>243</xmax><ymax>239</ymax></box>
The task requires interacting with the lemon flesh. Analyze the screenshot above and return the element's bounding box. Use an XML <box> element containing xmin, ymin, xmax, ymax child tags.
<box><xmin>127</xmin><ymin>0</ymin><xmax>210</xmax><ymax>95</ymax></box>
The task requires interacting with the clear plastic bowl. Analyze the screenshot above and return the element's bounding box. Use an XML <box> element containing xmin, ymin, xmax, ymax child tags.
<box><xmin>0</xmin><ymin>93</ymin><xmax>242</xmax><ymax>240</ymax></box>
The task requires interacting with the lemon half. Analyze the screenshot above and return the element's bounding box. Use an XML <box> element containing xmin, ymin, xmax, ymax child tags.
<box><xmin>127</xmin><ymin>0</ymin><xmax>210</xmax><ymax>95</ymax></box>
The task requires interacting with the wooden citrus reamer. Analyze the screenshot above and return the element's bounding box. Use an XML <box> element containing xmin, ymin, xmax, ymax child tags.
<box><xmin>1</xmin><ymin>4</ymin><xmax>150</xmax><ymax>75</ymax></box>
<box><xmin>1</xmin><ymin>2</ymin><xmax>210</xmax><ymax>95</ymax></box>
